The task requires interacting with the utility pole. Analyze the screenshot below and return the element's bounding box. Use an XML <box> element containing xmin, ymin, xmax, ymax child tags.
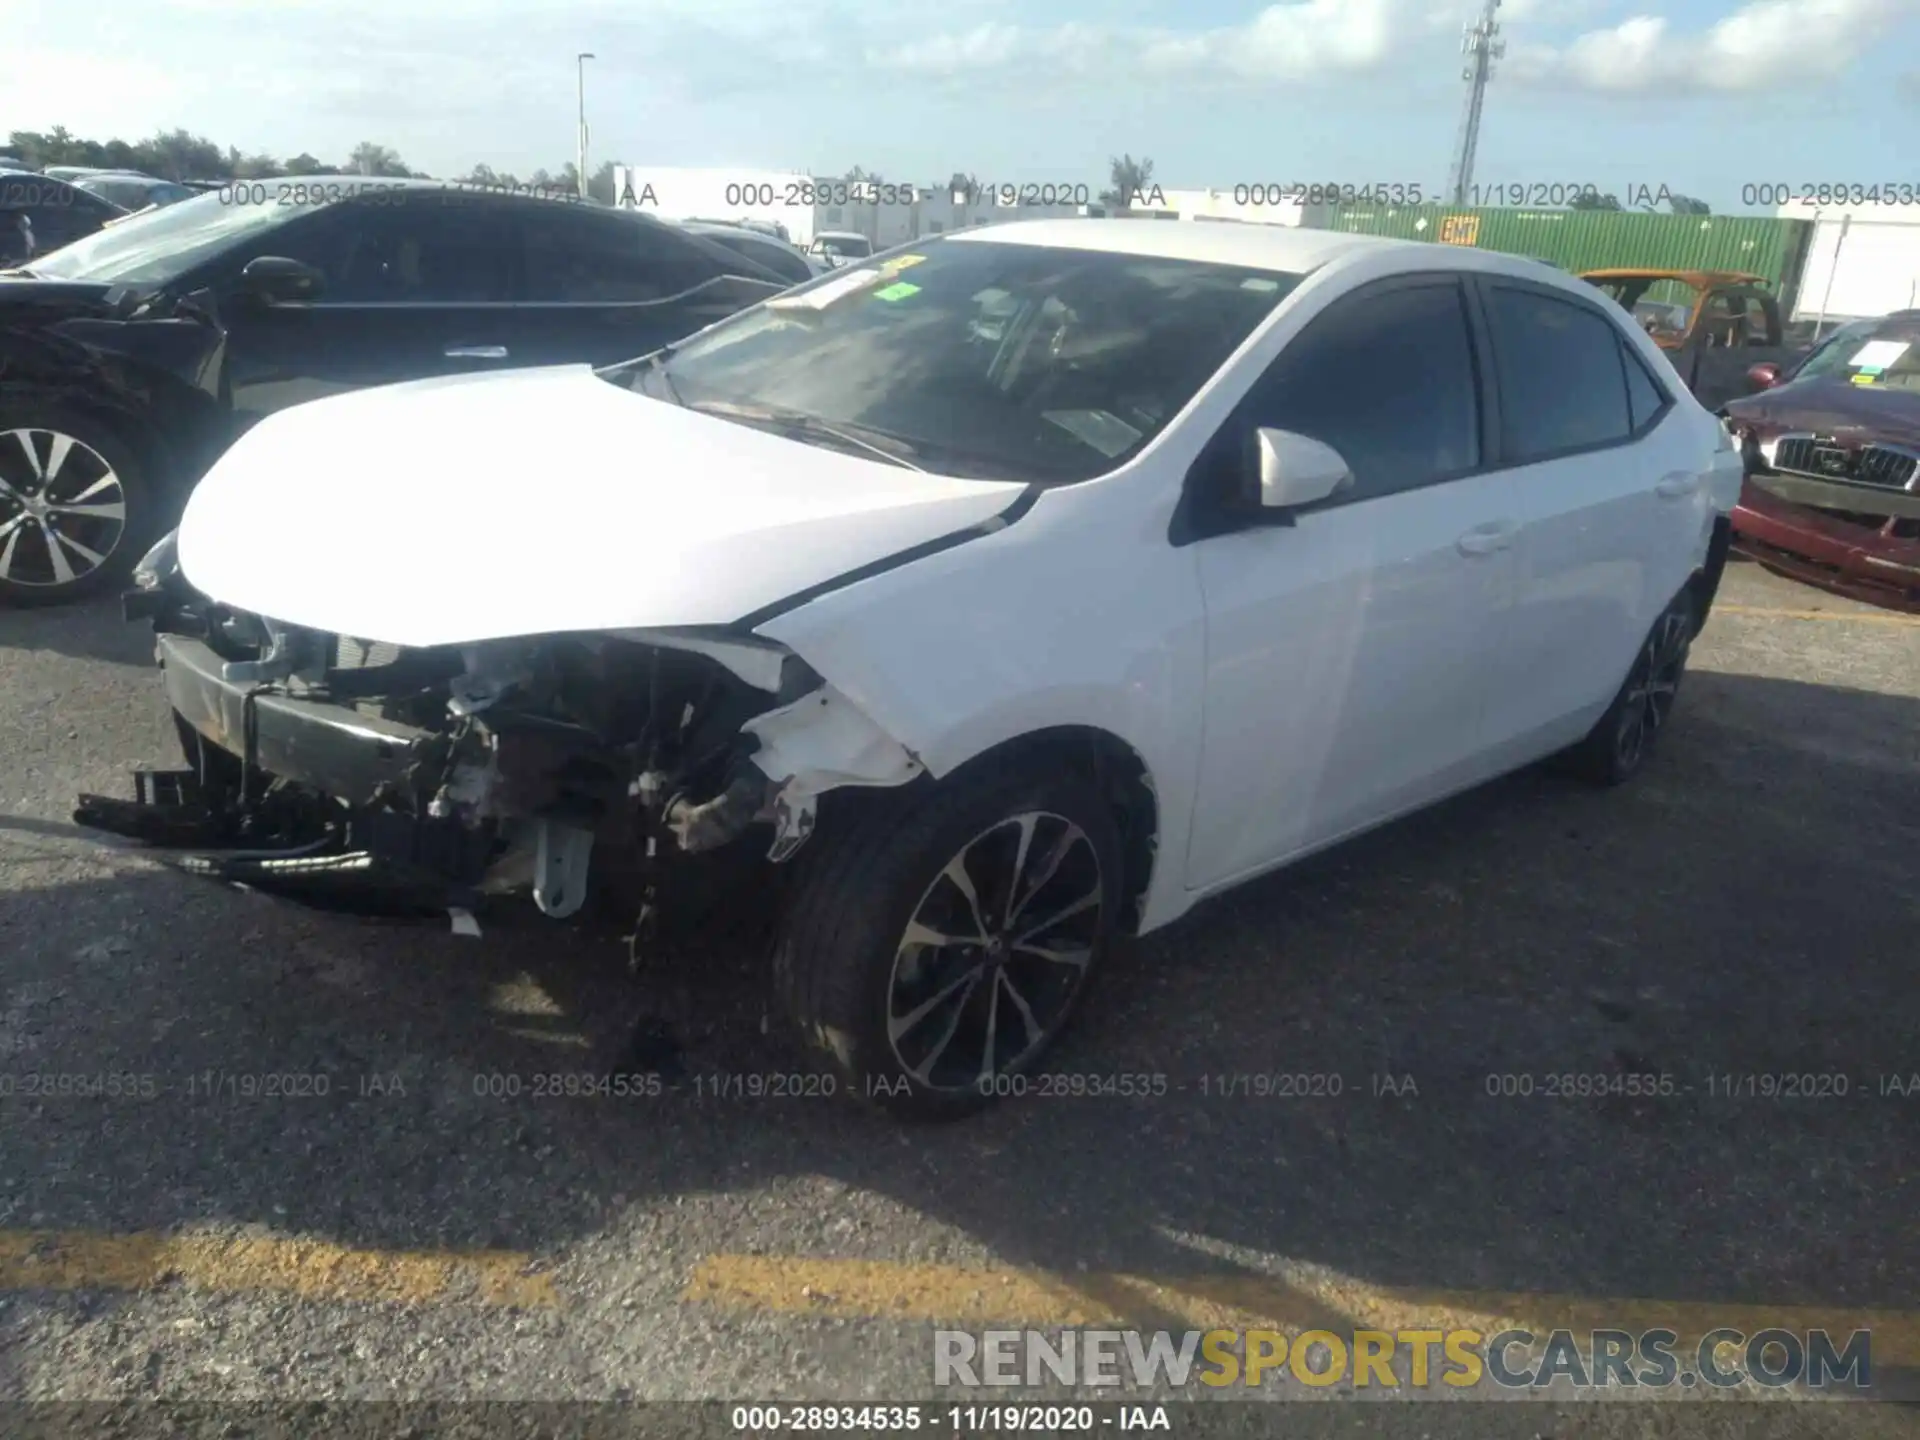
<box><xmin>577</xmin><ymin>52</ymin><xmax>596</xmax><ymax>199</ymax></box>
<box><xmin>1445</xmin><ymin>0</ymin><xmax>1503</xmax><ymax>207</ymax></box>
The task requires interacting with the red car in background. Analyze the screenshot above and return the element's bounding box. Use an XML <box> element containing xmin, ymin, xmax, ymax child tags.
<box><xmin>1721</xmin><ymin>311</ymin><xmax>1920</xmax><ymax>612</ymax></box>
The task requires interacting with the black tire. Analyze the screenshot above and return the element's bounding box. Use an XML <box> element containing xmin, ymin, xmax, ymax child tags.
<box><xmin>773</xmin><ymin>758</ymin><xmax>1123</xmax><ymax>1121</ymax></box>
<box><xmin>1555</xmin><ymin>588</ymin><xmax>1696</xmax><ymax>786</ymax></box>
<box><xmin>0</xmin><ymin>406</ymin><xmax>155</xmax><ymax>606</ymax></box>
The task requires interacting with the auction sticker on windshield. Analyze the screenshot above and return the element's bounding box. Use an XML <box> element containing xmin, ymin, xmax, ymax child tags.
<box><xmin>880</xmin><ymin>254</ymin><xmax>927</xmax><ymax>272</ymax></box>
<box><xmin>1849</xmin><ymin>339</ymin><xmax>1909</xmax><ymax>371</ymax></box>
<box><xmin>873</xmin><ymin>281</ymin><xmax>921</xmax><ymax>302</ymax></box>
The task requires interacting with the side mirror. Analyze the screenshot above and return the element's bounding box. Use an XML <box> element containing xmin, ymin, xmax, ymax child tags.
<box><xmin>1252</xmin><ymin>428</ymin><xmax>1354</xmax><ymax>514</ymax></box>
<box><xmin>240</xmin><ymin>255</ymin><xmax>324</xmax><ymax>305</ymax></box>
<box><xmin>1746</xmin><ymin>361</ymin><xmax>1781</xmax><ymax>390</ymax></box>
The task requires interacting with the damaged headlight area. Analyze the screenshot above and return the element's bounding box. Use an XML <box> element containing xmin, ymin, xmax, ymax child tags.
<box><xmin>75</xmin><ymin>583</ymin><xmax>924</xmax><ymax>933</ymax></box>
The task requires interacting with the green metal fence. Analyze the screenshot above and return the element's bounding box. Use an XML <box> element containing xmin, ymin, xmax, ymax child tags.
<box><xmin>1320</xmin><ymin>205</ymin><xmax>1816</xmax><ymax>309</ymax></box>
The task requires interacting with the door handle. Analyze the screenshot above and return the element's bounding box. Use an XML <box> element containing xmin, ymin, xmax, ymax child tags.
<box><xmin>444</xmin><ymin>344</ymin><xmax>509</xmax><ymax>359</ymax></box>
<box><xmin>1455</xmin><ymin>521</ymin><xmax>1517</xmax><ymax>557</ymax></box>
<box><xmin>1655</xmin><ymin>471</ymin><xmax>1700</xmax><ymax>499</ymax></box>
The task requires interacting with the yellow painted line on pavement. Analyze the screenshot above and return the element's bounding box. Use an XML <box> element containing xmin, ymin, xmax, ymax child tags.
<box><xmin>686</xmin><ymin>1255</ymin><xmax>1920</xmax><ymax>1363</ymax></box>
<box><xmin>0</xmin><ymin>1227</ymin><xmax>557</xmax><ymax>1308</ymax></box>
<box><xmin>1718</xmin><ymin>604</ymin><xmax>1920</xmax><ymax>625</ymax></box>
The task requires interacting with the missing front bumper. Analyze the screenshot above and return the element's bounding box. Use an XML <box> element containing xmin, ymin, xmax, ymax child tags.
<box><xmin>73</xmin><ymin>636</ymin><xmax>496</xmax><ymax>910</ymax></box>
<box><xmin>155</xmin><ymin>633</ymin><xmax>430</xmax><ymax>807</ymax></box>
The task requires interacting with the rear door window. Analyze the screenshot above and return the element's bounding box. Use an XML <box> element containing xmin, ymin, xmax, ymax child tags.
<box><xmin>1485</xmin><ymin>285</ymin><xmax>1634</xmax><ymax>461</ymax></box>
<box><xmin>520</xmin><ymin>205</ymin><xmax>725</xmax><ymax>302</ymax></box>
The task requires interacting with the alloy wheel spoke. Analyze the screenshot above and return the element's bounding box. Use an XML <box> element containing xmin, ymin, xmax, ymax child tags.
<box><xmin>995</xmin><ymin>968</ymin><xmax>1045</xmax><ymax>1045</ymax></box>
<box><xmin>44</xmin><ymin>525</ymin><xmax>77</xmax><ymax>585</ymax></box>
<box><xmin>53</xmin><ymin>472</ymin><xmax>120</xmax><ymax>508</ymax></box>
<box><xmin>1002</xmin><ymin>812</ymin><xmax>1039</xmax><ymax>927</ymax></box>
<box><xmin>1008</xmin><ymin>828</ymin><xmax>1076</xmax><ymax>926</ymax></box>
<box><xmin>1011</xmin><ymin>940</ymin><xmax>1091</xmax><ymax>969</ymax></box>
<box><xmin>49</xmin><ymin>500</ymin><xmax>125</xmax><ymax>523</ymax></box>
<box><xmin>900</xmin><ymin>918</ymin><xmax>977</xmax><ymax>952</ymax></box>
<box><xmin>42</xmin><ymin>433</ymin><xmax>74</xmax><ymax>485</ymax></box>
<box><xmin>977</xmin><ymin>969</ymin><xmax>1002</xmax><ymax>1085</ymax></box>
<box><xmin>12</xmin><ymin>431</ymin><xmax>43</xmax><ymax>481</ymax></box>
<box><xmin>906</xmin><ymin>972</ymin><xmax>982</xmax><ymax>1083</ymax></box>
<box><xmin>939</xmin><ymin>852</ymin><xmax>991</xmax><ymax>943</ymax></box>
<box><xmin>0</xmin><ymin>521</ymin><xmax>24</xmax><ymax>578</ymax></box>
<box><xmin>1014</xmin><ymin>884</ymin><xmax>1100</xmax><ymax>945</ymax></box>
<box><xmin>888</xmin><ymin>963</ymin><xmax>982</xmax><ymax>1044</ymax></box>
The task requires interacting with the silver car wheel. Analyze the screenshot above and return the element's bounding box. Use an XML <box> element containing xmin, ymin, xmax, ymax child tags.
<box><xmin>885</xmin><ymin>810</ymin><xmax>1104</xmax><ymax>1093</ymax></box>
<box><xmin>0</xmin><ymin>427</ymin><xmax>129</xmax><ymax>589</ymax></box>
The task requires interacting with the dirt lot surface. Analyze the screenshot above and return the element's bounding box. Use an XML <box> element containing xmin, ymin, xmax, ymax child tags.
<box><xmin>1</xmin><ymin>558</ymin><xmax>1916</xmax><ymax>1437</ymax></box>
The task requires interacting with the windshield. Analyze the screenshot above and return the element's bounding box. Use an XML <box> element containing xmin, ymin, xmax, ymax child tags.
<box><xmin>28</xmin><ymin>181</ymin><xmax>341</xmax><ymax>284</ymax></box>
<box><xmin>625</xmin><ymin>237</ymin><xmax>1302</xmax><ymax>484</ymax></box>
<box><xmin>1793</xmin><ymin>319</ymin><xmax>1920</xmax><ymax>390</ymax></box>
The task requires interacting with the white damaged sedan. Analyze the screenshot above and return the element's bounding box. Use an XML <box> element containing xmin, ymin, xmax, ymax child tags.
<box><xmin>82</xmin><ymin>220</ymin><xmax>1742</xmax><ymax>1118</ymax></box>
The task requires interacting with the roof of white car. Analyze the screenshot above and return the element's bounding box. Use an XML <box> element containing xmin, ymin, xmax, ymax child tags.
<box><xmin>951</xmin><ymin>218</ymin><xmax>1520</xmax><ymax>277</ymax></box>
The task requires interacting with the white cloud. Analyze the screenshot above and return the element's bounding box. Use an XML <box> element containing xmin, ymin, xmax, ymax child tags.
<box><xmin>1505</xmin><ymin>0</ymin><xmax>1917</xmax><ymax>93</ymax></box>
<box><xmin>869</xmin><ymin>0</ymin><xmax>1411</xmax><ymax>80</ymax></box>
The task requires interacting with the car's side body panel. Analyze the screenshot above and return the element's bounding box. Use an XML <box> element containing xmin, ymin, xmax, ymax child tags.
<box><xmin>753</xmin><ymin>473</ymin><xmax>1212</xmax><ymax>932</ymax></box>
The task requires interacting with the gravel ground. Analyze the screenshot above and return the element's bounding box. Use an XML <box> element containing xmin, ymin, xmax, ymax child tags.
<box><xmin>0</xmin><ymin>557</ymin><xmax>1916</xmax><ymax>1438</ymax></box>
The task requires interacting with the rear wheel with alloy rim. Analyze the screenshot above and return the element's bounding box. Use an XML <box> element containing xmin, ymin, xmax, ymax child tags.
<box><xmin>0</xmin><ymin>411</ymin><xmax>151</xmax><ymax>606</ymax></box>
<box><xmin>1557</xmin><ymin>588</ymin><xmax>1696</xmax><ymax>785</ymax></box>
<box><xmin>774</xmin><ymin>760</ymin><xmax>1122</xmax><ymax>1120</ymax></box>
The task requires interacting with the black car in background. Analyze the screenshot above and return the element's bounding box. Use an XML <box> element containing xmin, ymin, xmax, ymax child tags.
<box><xmin>72</xmin><ymin>172</ymin><xmax>200</xmax><ymax>214</ymax></box>
<box><xmin>0</xmin><ymin>171</ymin><xmax>128</xmax><ymax>262</ymax></box>
<box><xmin>0</xmin><ymin>178</ymin><xmax>787</xmax><ymax>604</ymax></box>
<box><xmin>675</xmin><ymin>219</ymin><xmax>819</xmax><ymax>285</ymax></box>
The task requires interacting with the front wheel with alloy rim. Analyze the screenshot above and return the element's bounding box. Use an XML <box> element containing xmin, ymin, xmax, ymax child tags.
<box><xmin>773</xmin><ymin>760</ymin><xmax>1123</xmax><ymax>1120</ymax></box>
<box><xmin>0</xmin><ymin>411</ymin><xmax>151</xmax><ymax>606</ymax></box>
<box><xmin>1557</xmin><ymin>589</ymin><xmax>1696</xmax><ymax>786</ymax></box>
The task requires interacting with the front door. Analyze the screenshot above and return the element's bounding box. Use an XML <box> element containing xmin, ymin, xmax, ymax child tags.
<box><xmin>217</xmin><ymin>197</ymin><xmax>523</xmax><ymax>437</ymax></box>
<box><xmin>1184</xmin><ymin>275</ymin><xmax>1520</xmax><ymax>891</ymax></box>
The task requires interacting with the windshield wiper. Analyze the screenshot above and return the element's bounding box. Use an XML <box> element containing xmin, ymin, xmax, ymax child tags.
<box><xmin>646</xmin><ymin>347</ymin><xmax>687</xmax><ymax>407</ymax></box>
<box><xmin>688</xmin><ymin>400</ymin><xmax>926</xmax><ymax>472</ymax></box>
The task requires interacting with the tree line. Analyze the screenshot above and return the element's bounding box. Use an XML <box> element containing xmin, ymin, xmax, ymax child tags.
<box><xmin>4</xmin><ymin>127</ymin><xmax>629</xmax><ymax>204</ymax></box>
<box><xmin>6</xmin><ymin>132</ymin><xmax>1711</xmax><ymax>217</ymax></box>
<box><xmin>5</xmin><ymin>129</ymin><xmax>1163</xmax><ymax>213</ymax></box>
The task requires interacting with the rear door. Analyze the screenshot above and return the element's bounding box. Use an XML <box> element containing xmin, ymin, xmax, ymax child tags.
<box><xmin>1475</xmin><ymin>278</ymin><xmax>1709</xmax><ymax>767</ymax></box>
<box><xmin>1693</xmin><ymin>284</ymin><xmax>1787</xmax><ymax>408</ymax></box>
<box><xmin>216</xmin><ymin>194</ymin><xmax>523</xmax><ymax>431</ymax></box>
<box><xmin>507</xmin><ymin>203</ymin><xmax>783</xmax><ymax>367</ymax></box>
<box><xmin>1184</xmin><ymin>274</ymin><xmax>1521</xmax><ymax>888</ymax></box>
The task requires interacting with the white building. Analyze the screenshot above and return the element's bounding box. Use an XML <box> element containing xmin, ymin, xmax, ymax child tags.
<box><xmin>611</xmin><ymin>166</ymin><xmax>1083</xmax><ymax>248</ymax></box>
<box><xmin>1776</xmin><ymin>199</ymin><xmax>1920</xmax><ymax>324</ymax></box>
<box><xmin>1143</xmin><ymin>187</ymin><xmax>1337</xmax><ymax>228</ymax></box>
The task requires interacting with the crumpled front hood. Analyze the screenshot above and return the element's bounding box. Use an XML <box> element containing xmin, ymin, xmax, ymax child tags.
<box><xmin>177</xmin><ymin>365</ymin><xmax>1026</xmax><ymax>646</ymax></box>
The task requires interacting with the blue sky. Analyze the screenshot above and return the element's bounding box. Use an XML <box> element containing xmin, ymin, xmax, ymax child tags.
<box><xmin>5</xmin><ymin>0</ymin><xmax>1917</xmax><ymax>212</ymax></box>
